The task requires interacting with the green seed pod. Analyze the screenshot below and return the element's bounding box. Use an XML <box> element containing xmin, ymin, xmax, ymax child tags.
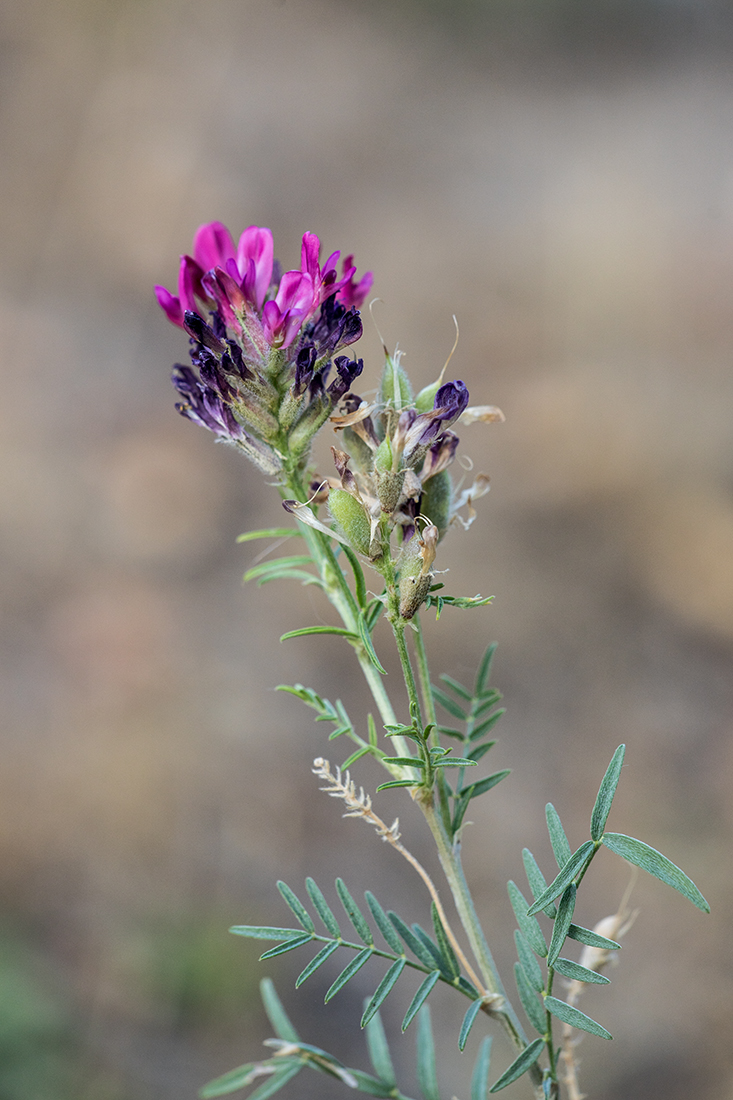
<box><xmin>376</xmin><ymin>468</ymin><xmax>405</xmax><ymax>514</ymax></box>
<box><xmin>379</xmin><ymin>352</ymin><xmax>413</xmax><ymax>411</ymax></box>
<box><xmin>373</xmin><ymin>437</ymin><xmax>393</xmax><ymax>475</ymax></box>
<box><xmin>419</xmin><ymin>470</ymin><xmax>452</xmax><ymax>539</ymax></box>
<box><xmin>287</xmin><ymin>396</ymin><xmax>330</xmax><ymax>457</ymax></box>
<box><xmin>328</xmin><ymin>489</ymin><xmax>372</xmax><ymax>556</ymax></box>
<box><xmin>414</xmin><ymin>379</ymin><xmax>441</xmax><ymax>413</ymax></box>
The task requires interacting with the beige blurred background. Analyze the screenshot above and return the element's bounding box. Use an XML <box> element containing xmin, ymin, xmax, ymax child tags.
<box><xmin>1</xmin><ymin>0</ymin><xmax>732</xmax><ymax>1097</ymax></box>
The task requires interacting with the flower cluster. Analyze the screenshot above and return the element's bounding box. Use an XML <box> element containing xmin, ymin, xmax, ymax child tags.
<box><xmin>156</xmin><ymin>222</ymin><xmax>373</xmax><ymax>473</ymax></box>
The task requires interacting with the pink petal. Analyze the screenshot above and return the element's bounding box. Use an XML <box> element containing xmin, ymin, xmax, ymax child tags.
<box><xmin>192</xmin><ymin>221</ymin><xmax>236</xmax><ymax>272</ymax></box>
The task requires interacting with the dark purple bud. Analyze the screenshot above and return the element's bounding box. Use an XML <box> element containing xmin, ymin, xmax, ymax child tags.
<box><xmin>210</xmin><ymin>309</ymin><xmax>227</xmax><ymax>340</ymax></box>
<box><xmin>340</xmin><ymin>308</ymin><xmax>363</xmax><ymax>346</ymax></box>
<box><xmin>328</xmin><ymin>356</ymin><xmax>364</xmax><ymax>402</ymax></box>
<box><xmin>294</xmin><ymin>345</ymin><xmax>317</xmax><ymax>396</ymax></box>
<box><xmin>184</xmin><ymin>310</ymin><xmax>226</xmax><ymax>355</ymax></box>
<box><xmin>421</xmin><ymin>430</ymin><xmax>459</xmax><ymax>481</ymax></box>
<box><xmin>434</xmin><ymin>380</ymin><xmax>469</xmax><ymax>424</ymax></box>
<box><xmin>225</xmin><ymin>340</ymin><xmax>251</xmax><ymax>381</ymax></box>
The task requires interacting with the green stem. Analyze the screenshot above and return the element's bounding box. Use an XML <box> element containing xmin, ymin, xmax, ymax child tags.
<box><xmin>413</xmin><ymin>615</ymin><xmax>452</xmax><ymax>834</ymax></box>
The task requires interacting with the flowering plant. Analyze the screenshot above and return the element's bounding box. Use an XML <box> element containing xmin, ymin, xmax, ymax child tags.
<box><xmin>157</xmin><ymin>222</ymin><xmax>708</xmax><ymax>1100</ymax></box>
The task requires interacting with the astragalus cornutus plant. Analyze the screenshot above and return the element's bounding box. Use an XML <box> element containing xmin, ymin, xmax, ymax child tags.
<box><xmin>156</xmin><ymin>221</ymin><xmax>708</xmax><ymax>1100</ymax></box>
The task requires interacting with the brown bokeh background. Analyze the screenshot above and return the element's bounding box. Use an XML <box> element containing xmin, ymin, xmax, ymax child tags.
<box><xmin>1</xmin><ymin>1</ymin><xmax>732</xmax><ymax>1097</ymax></box>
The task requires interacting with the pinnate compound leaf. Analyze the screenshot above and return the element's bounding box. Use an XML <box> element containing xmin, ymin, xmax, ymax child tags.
<box><xmin>244</xmin><ymin>556</ymin><xmax>313</xmax><ymax>582</ymax></box>
<box><xmin>439</xmin><ymin>673</ymin><xmax>473</xmax><ymax>702</ymax></box>
<box><xmin>295</xmin><ymin>941</ymin><xmax>341</xmax><ymax>988</ymax></box>
<box><xmin>602</xmin><ymin>833</ymin><xmax>710</xmax><ymax>912</ymax></box>
<box><xmin>342</xmin><ymin>544</ymin><xmax>368</xmax><ymax>609</ymax></box>
<box><xmin>377</xmin><ymin>780</ymin><xmax>420</xmax><ymax>791</ymax></box>
<box><xmin>416</xmin><ymin>1005</ymin><xmax>440</xmax><ymax>1100</ymax></box>
<box><xmin>277</xmin><ymin>881</ymin><xmax>315</xmax><ymax>932</ymax></box>
<box><xmin>229</xmin><ymin>925</ymin><xmax>301</xmax><ymax>940</ymax></box>
<box><xmin>305</xmin><ymin>878</ymin><xmax>341</xmax><ymax>937</ymax></box>
<box><xmin>553</xmin><ymin>957</ymin><xmax>610</xmax><ymax>985</ymax></box>
<box><xmin>545</xmin><ymin>803</ymin><xmax>572</xmax><ymax>868</ymax></box>
<box><xmin>347</xmin><ymin>1070</ymin><xmax>399</xmax><ymax>1098</ymax></box>
<box><xmin>566</xmin><ymin>924</ymin><xmax>620</xmax><ymax>951</ymax></box>
<box><xmin>522</xmin><ymin>848</ymin><xmax>557</xmax><ymax>919</ymax></box>
<box><xmin>475</xmin><ymin>642</ymin><xmax>498</xmax><ymax>695</ymax></box>
<box><xmin>410</xmin><ymin>925</ymin><xmax>448</xmax><ymax>975</ymax></box>
<box><xmin>507</xmin><ymin>881</ymin><xmax>547</xmax><ymax>958</ymax></box>
<box><xmin>544</xmin><ymin>996</ymin><xmax>612</xmax><ymax>1039</ymax></box>
<box><xmin>336</xmin><ymin>879</ymin><xmax>374</xmax><ymax>945</ymax></box>
<box><xmin>469</xmin><ymin>709</ymin><xmax>505</xmax><ymax>740</ymax></box>
<box><xmin>547</xmin><ymin>884</ymin><xmax>576</xmax><ymax>967</ymax></box>
<box><xmin>259</xmin><ymin>934</ymin><xmax>313</xmax><ymax>960</ymax></box>
<box><xmin>471</xmin><ymin>1037</ymin><xmax>493</xmax><ymax>1100</ymax></box>
<box><xmin>459</xmin><ymin>997</ymin><xmax>485</xmax><ymax>1051</ymax></box>
<box><xmin>590</xmin><ymin>744</ymin><xmax>626</xmax><ymax>841</ymax></box>
<box><xmin>365</xmin><ymin>1010</ymin><xmax>396</xmax><ymax>1086</ymax></box>
<box><xmin>365</xmin><ymin>893</ymin><xmax>404</xmax><ymax>954</ymax></box>
<box><xmin>325</xmin><ymin>947</ymin><xmax>373</xmax><ymax>1002</ymax></box>
<box><xmin>402</xmin><ymin>970</ymin><xmax>441</xmax><ymax>1032</ymax></box>
<box><xmin>513</xmin><ymin>962</ymin><xmax>546</xmax><ymax>1035</ymax></box>
<box><xmin>527</xmin><ymin>842</ymin><xmax>595</xmax><ymax>916</ymax></box>
<box><xmin>361</xmin><ymin>959</ymin><xmax>406</xmax><ymax>1027</ymax></box>
<box><xmin>514</xmin><ymin>930</ymin><xmax>543</xmax><ymax>993</ymax></box>
<box><xmin>489</xmin><ymin>1037</ymin><xmax>544</xmax><ymax>1092</ymax></box>
<box><xmin>260</xmin><ymin>978</ymin><xmax>300</xmax><ymax>1042</ymax></box>
<box><xmin>458</xmin><ymin>770</ymin><xmax>511</xmax><ymax>799</ymax></box>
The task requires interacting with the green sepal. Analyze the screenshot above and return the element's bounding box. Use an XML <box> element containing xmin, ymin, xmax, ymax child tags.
<box><xmin>513</xmin><ymin>962</ymin><xmax>546</xmax><ymax>1035</ymax></box>
<box><xmin>358</xmin><ymin>610</ymin><xmax>388</xmax><ymax>674</ymax></box>
<box><xmin>305</xmin><ymin>878</ymin><xmax>341</xmax><ymax>937</ymax></box>
<box><xmin>229</xmin><ymin>925</ymin><xmax>301</xmax><ymax>940</ymax></box>
<box><xmin>566</xmin><ymin>924</ymin><xmax>620</xmax><ymax>951</ymax></box>
<box><xmin>416</xmin><ymin>1006</ymin><xmax>440</xmax><ymax>1100</ymax></box>
<box><xmin>545</xmin><ymin>803</ymin><xmax>572</xmax><ymax>867</ymax></box>
<box><xmin>325</xmin><ymin>947</ymin><xmax>372</xmax><ymax>1002</ymax></box>
<box><xmin>547</xmin><ymin>884</ymin><xmax>576</xmax><ymax>967</ymax></box>
<box><xmin>259</xmin><ymin>934</ymin><xmax>313</xmax><ymax>960</ymax></box>
<box><xmin>590</xmin><ymin>744</ymin><xmax>626</xmax><ymax>842</ymax></box>
<box><xmin>336</xmin><ymin>879</ymin><xmax>374</xmax><ymax>945</ymax></box>
<box><xmin>471</xmin><ymin>1037</ymin><xmax>493</xmax><ymax>1100</ymax></box>
<box><xmin>489</xmin><ymin>1038</ymin><xmax>544</xmax><ymax>1092</ymax></box>
<box><xmin>459</xmin><ymin>997</ymin><xmax>485</xmax><ymax>1051</ymax></box>
<box><xmin>365</xmin><ymin>1010</ymin><xmax>396</xmax><ymax>1086</ymax></box>
<box><xmin>514</xmin><ymin>930</ymin><xmax>544</xmax><ymax>992</ymax></box>
<box><xmin>602</xmin><ymin>833</ymin><xmax>710</xmax><ymax>912</ymax></box>
<box><xmin>522</xmin><ymin>849</ymin><xmax>557</xmax><ymax>919</ymax></box>
<box><xmin>280</xmin><ymin>626</ymin><xmax>359</xmax><ymax>641</ymax></box>
<box><xmin>277</xmin><ymin>881</ymin><xmax>315</xmax><ymax>931</ymax></box>
<box><xmin>237</xmin><ymin>527</ymin><xmax>300</xmax><ymax>543</ymax></box>
<box><xmin>527</xmin><ymin>842</ymin><xmax>596</xmax><ymax>916</ymax></box>
<box><xmin>552</xmin><ymin>957</ymin><xmax>610</xmax><ymax>985</ymax></box>
<box><xmin>507</xmin><ymin>881</ymin><xmax>547</xmax><ymax>957</ymax></box>
<box><xmin>261</xmin><ymin>978</ymin><xmax>300</xmax><ymax>1042</ymax></box>
<box><xmin>402</xmin><ymin>970</ymin><xmax>441</xmax><ymax>1031</ymax></box>
<box><xmin>296</xmin><ymin>940</ymin><xmax>341</xmax><ymax>987</ymax></box>
<box><xmin>361</xmin><ymin>959</ymin><xmax>407</xmax><ymax>1027</ymax></box>
<box><xmin>365</xmin><ymin>892</ymin><xmax>405</xmax><ymax>954</ymax></box>
<box><xmin>544</xmin><ymin>996</ymin><xmax>612</xmax><ymax>1039</ymax></box>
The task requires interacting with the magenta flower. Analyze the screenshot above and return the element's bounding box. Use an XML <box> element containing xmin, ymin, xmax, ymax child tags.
<box><xmin>336</xmin><ymin>254</ymin><xmax>374</xmax><ymax>309</ymax></box>
<box><xmin>154</xmin><ymin>254</ymin><xmax>205</xmax><ymax>327</ymax></box>
<box><xmin>262</xmin><ymin>270</ymin><xmax>316</xmax><ymax>349</ymax></box>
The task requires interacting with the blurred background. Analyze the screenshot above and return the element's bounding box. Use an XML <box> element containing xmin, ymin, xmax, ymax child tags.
<box><xmin>1</xmin><ymin>0</ymin><xmax>733</xmax><ymax>1096</ymax></box>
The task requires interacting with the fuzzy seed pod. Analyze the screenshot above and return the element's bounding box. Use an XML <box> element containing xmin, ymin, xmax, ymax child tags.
<box><xmin>328</xmin><ymin>489</ymin><xmax>372</xmax><ymax>556</ymax></box>
<box><xmin>380</xmin><ymin>354</ymin><xmax>413</xmax><ymax>411</ymax></box>
<box><xmin>419</xmin><ymin>469</ymin><xmax>452</xmax><ymax>539</ymax></box>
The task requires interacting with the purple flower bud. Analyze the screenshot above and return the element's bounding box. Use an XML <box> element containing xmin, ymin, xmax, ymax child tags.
<box><xmin>421</xmin><ymin>430</ymin><xmax>459</xmax><ymax>481</ymax></box>
<box><xmin>294</xmin><ymin>346</ymin><xmax>317</xmax><ymax>396</ymax></box>
<box><xmin>403</xmin><ymin>380</ymin><xmax>469</xmax><ymax>457</ymax></box>
<box><xmin>183</xmin><ymin>310</ymin><xmax>226</xmax><ymax>356</ymax></box>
